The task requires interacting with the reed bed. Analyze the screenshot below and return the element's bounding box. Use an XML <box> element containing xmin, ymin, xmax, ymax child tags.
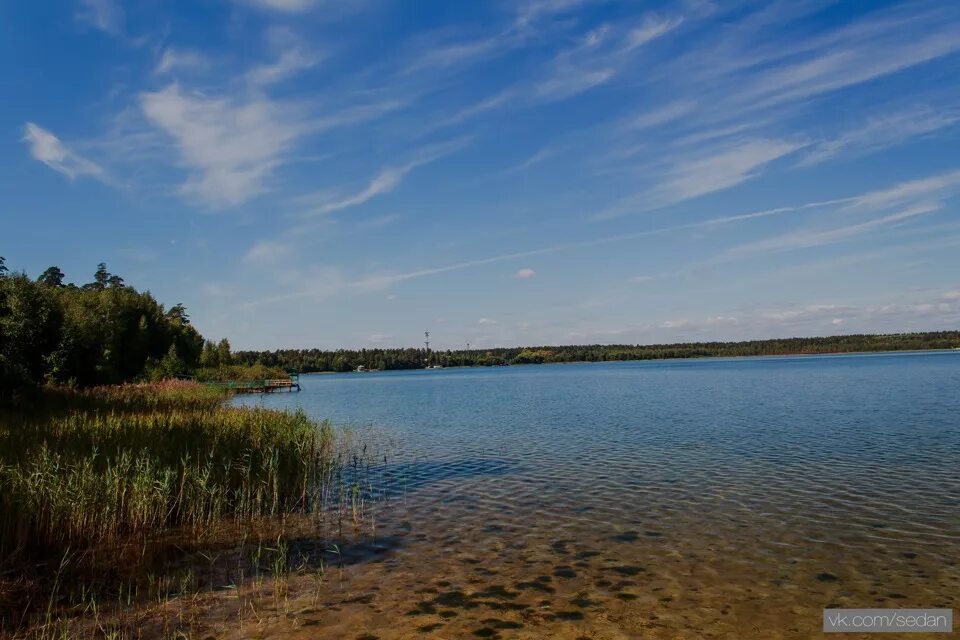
<box><xmin>0</xmin><ymin>382</ymin><xmax>381</xmax><ymax>636</ymax></box>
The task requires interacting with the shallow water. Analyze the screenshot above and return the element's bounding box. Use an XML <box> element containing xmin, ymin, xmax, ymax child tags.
<box><xmin>232</xmin><ymin>352</ymin><xmax>960</xmax><ymax>638</ymax></box>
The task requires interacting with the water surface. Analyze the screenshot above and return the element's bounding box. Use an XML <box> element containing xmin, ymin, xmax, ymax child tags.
<box><xmin>233</xmin><ymin>352</ymin><xmax>960</xmax><ymax>638</ymax></box>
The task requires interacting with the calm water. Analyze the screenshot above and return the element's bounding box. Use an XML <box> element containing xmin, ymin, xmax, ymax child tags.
<box><xmin>232</xmin><ymin>352</ymin><xmax>960</xmax><ymax>639</ymax></box>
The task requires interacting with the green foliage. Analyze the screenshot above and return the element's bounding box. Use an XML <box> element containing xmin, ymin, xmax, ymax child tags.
<box><xmin>193</xmin><ymin>363</ymin><xmax>287</xmax><ymax>382</ymax></box>
<box><xmin>234</xmin><ymin>331</ymin><xmax>960</xmax><ymax>373</ymax></box>
<box><xmin>0</xmin><ymin>273</ymin><xmax>64</xmax><ymax>393</ymax></box>
<box><xmin>37</xmin><ymin>266</ymin><xmax>65</xmax><ymax>287</ymax></box>
<box><xmin>513</xmin><ymin>348</ymin><xmax>553</xmax><ymax>364</ymax></box>
<box><xmin>0</xmin><ymin>261</ymin><xmax>204</xmax><ymax>396</ymax></box>
<box><xmin>217</xmin><ymin>337</ymin><xmax>233</xmax><ymax>365</ymax></box>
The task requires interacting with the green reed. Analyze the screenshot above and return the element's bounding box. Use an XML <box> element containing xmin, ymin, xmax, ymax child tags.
<box><xmin>0</xmin><ymin>382</ymin><xmax>380</xmax><ymax>635</ymax></box>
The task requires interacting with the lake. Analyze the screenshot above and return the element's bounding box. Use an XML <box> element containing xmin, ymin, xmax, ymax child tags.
<box><xmin>233</xmin><ymin>351</ymin><xmax>960</xmax><ymax>639</ymax></box>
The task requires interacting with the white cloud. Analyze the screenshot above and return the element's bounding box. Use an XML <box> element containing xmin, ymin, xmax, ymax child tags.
<box><xmin>800</xmin><ymin>106</ymin><xmax>960</xmax><ymax>166</ymax></box>
<box><xmin>509</xmin><ymin>145</ymin><xmax>561</xmax><ymax>172</ymax></box>
<box><xmin>430</xmin><ymin>90</ymin><xmax>516</xmax><ymax>131</ymax></box>
<box><xmin>727</xmin><ymin>202</ymin><xmax>941</xmax><ymax>256</ymax></box>
<box><xmin>628</xmin><ymin>100</ymin><xmax>697</xmax><ymax>130</ymax></box>
<box><xmin>405</xmin><ymin>32</ymin><xmax>518</xmax><ymax>74</ymax></box>
<box><xmin>235</xmin><ymin>0</ymin><xmax>317</xmax><ymax>11</ymax></box>
<box><xmin>660</xmin><ymin>139</ymin><xmax>803</xmax><ymax>205</ymax></box>
<box><xmin>847</xmin><ymin>169</ymin><xmax>960</xmax><ymax>212</ymax></box>
<box><xmin>22</xmin><ymin>123</ymin><xmax>105</xmax><ymax>180</ymax></box>
<box><xmin>740</xmin><ymin>28</ymin><xmax>960</xmax><ymax>111</ymax></box>
<box><xmin>515</xmin><ymin>0</ymin><xmax>593</xmax><ymax>27</ymax></box>
<box><xmin>626</xmin><ymin>15</ymin><xmax>683</xmax><ymax>49</ymax></box>
<box><xmin>77</xmin><ymin>0</ymin><xmax>123</xmax><ymax>34</ymax></box>
<box><xmin>156</xmin><ymin>49</ymin><xmax>210</xmax><ymax>75</ymax></box>
<box><xmin>478</xmin><ymin>317</ymin><xmax>497</xmax><ymax>325</ymax></box>
<box><xmin>247</xmin><ymin>48</ymin><xmax>320</xmax><ymax>87</ymax></box>
<box><xmin>536</xmin><ymin>68</ymin><xmax>615</xmax><ymax>100</ymax></box>
<box><xmin>300</xmin><ymin>139</ymin><xmax>468</xmax><ymax>217</ymax></box>
<box><xmin>588</xmin><ymin>139</ymin><xmax>806</xmax><ymax>218</ymax></box>
<box><xmin>514</xmin><ymin>268</ymin><xmax>536</xmax><ymax>279</ymax></box>
<box><xmin>140</xmin><ymin>84</ymin><xmax>303</xmax><ymax>207</ymax></box>
<box><xmin>305</xmin><ymin>167</ymin><xmax>407</xmax><ymax>216</ymax></box>
<box><xmin>244</xmin><ymin>240</ymin><xmax>291</xmax><ymax>264</ymax></box>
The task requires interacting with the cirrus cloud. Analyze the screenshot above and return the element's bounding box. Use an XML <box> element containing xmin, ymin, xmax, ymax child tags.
<box><xmin>22</xmin><ymin>123</ymin><xmax>105</xmax><ymax>181</ymax></box>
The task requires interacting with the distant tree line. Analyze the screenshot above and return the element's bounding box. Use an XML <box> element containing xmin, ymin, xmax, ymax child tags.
<box><xmin>234</xmin><ymin>331</ymin><xmax>960</xmax><ymax>373</ymax></box>
<box><xmin>0</xmin><ymin>257</ymin><xmax>236</xmax><ymax>399</ymax></box>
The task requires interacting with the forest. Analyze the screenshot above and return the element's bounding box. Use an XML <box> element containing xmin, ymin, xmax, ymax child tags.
<box><xmin>234</xmin><ymin>331</ymin><xmax>960</xmax><ymax>372</ymax></box>
<box><xmin>0</xmin><ymin>257</ymin><xmax>254</xmax><ymax>401</ymax></box>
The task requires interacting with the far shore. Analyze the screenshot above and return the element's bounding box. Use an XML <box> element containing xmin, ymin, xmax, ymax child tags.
<box><xmin>296</xmin><ymin>344</ymin><xmax>960</xmax><ymax>375</ymax></box>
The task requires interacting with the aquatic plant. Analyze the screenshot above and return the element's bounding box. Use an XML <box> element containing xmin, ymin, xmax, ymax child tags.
<box><xmin>0</xmin><ymin>382</ymin><xmax>381</xmax><ymax>635</ymax></box>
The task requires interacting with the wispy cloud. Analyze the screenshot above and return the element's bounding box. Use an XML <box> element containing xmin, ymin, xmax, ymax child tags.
<box><xmin>509</xmin><ymin>145</ymin><xmax>562</xmax><ymax>172</ymax></box>
<box><xmin>140</xmin><ymin>84</ymin><xmax>304</xmax><ymax>207</ymax></box>
<box><xmin>596</xmin><ymin>138</ymin><xmax>805</xmax><ymax>219</ymax></box>
<box><xmin>77</xmin><ymin>0</ymin><xmax>123</xmax><ymax>35</ymax></box>
<box><xmin>800</xmin><ymin>106</ymin><xmax>960</xmax><ymax>166</ymax></box>
<box><xmin>233</xmin><ymin>0</ymin><xmax>318</xmax><ymax>12</ymax></box>
<box><xmin>22</xmin><ymin>123</ymin><xmax>106</xmax><ymax>181</ymax></box>
<box><xmin>669</xmin><ymin>3</ymin><xmax>960</xmax><ymax>129</ymax></box>
<box><xmin>627</xmin><ymin>100</ymin><xmax>697</xmax><ymax>130</ymax></box>
<box><xmin>247</xmin><ymin>48</ymin><xmax>321</xmax><ymax>87</ymax></box>
<box><xmin>514</xmin><ymin>268</ymin><xmax>536</xmax><ymax>279</ymax></box>
<box><xmin>626</xmin><ymin>14</ymin><xmax>683</xmax><ymax>50</ymax></box>
<box><xmin>244</xmin><ymin>166</ymin><xmax>960</xmax><ymax>308</ymax></box>
<box><xmin>533</xmin><ymin>14</ymin><xmax>679</xmax><ymax>102</ymax></box>
<box><xmin>244</xmin><ymin>239</ymin><xmax>292</xmax><ymax>264</ymax></box>
<box><xmin>658</xmin><ymin>139</ymin><xmax>804</xmax><ymax>204</ymax></box>
<box><xmin>740</xmin><ymin>29</ymin><xmax>960</xmax><ymax>111</ymax></box>
<box><xmin>155</xmin><ymin>49</ymin><xmax>210</xmax><ymax>75</ymax></box>
<box><xmin>726</xmin><ymin>202</ymin><xmax>942</xmax><ymax>256</ymax></box>
<box><xmin>846</xmin><ymin>169</ymin><xmax>960</xmax><ymax>211</ymax></box>
<box><xmin>429</xmin><ymin>90</ymin><xmax>517</xmax><ymax>131</ymax></box>
<box><xmin>298</xmin><ymin>139</ymin><xmax>469</xmax><ymax>217</ymax></box>
<box><xmin>536</xmin><ymin>67</ymin><xmax>616</xmax><ymax>100</ymax></box>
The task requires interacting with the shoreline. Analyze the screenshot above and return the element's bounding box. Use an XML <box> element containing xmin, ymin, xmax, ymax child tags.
<box><xmin>298</xmin><ymin>346</ymin><xmax>960</xmax><ymax>375</ymax></box>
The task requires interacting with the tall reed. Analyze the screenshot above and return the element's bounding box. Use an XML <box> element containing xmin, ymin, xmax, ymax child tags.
<box><xmin>0</xmin><ymin>381</ymin><xmax>384</xmax><ymax>638</ymax></box>
<box><xmin>0</xmin><ymin>383</ymin><xmax>343</xmax><ymax>557</ymax></box>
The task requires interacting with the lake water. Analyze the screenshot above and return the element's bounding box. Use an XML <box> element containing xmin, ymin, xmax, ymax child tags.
<box><xmin>232</xmin><ymin>352</ymin><xmax>960</xmax><ymax>639</ymax></box>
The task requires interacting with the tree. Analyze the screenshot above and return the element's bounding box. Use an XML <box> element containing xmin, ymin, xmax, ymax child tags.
<box><xmin>85</xmin><ymin>262</ymin><xmax>110</xmax><ymax>291</ymax></box>
<box><xmin>160</xmin><ymin>344</ymin><xmax>185</xmax><ymax>377</ymax></box>
<box><xmin>167</xmin><ymin>303</ymin><xmax>189</xmax><ymax>325</ymax></box>
<box><xmin>215</xmin><ymin>338</ymin><xmax>232</xmax><ymax>366</ymax></box>
<box><xmin>38</xmin><ymin>266</ymin><xmax>65</xmax><ymax>287</ymax></box>
<box><xmin>0</xmin><ymin>274</ymin><xmax>64</xmax><ymax>392</ymax></box>
<box><xmin>1</xmin><ymin>258</ymin><xmax>212</xmax><ymax>392</ymax></box>
<box><xmin>0</xmin><ymin>257</ymin><xmax>7</xmax><ymax>277</ymax></box>
<box><xmin>199</xmin><ymin>340</ymin><xmax>217</xmax><ymax>368</ymax></box>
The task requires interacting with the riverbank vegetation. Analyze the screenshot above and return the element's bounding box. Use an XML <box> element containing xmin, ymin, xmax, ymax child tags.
<box><xmin>235</xmin><ymin>331</ymin><xmax>960</xmax><ymax>372</ymax></box>
<box><xmin>0</xmin><ymin>259</ymin><xmax>287</xmax><ymax>402</ymax></box>
<box><xmin>0</xmin><ymin>259</ymin><xmax>378</xmax><ymax>636</ymax></box>
<box><xmin>0</xmin><ymin>381</ymin><xmax>380</xmax><ymax>636</ymax></box>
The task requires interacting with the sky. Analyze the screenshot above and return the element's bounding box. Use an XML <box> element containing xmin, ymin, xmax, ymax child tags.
<box><xmin>2</xmin><ymin>0</ymin><xmax>960</xmax><ymax>350</ymax></box>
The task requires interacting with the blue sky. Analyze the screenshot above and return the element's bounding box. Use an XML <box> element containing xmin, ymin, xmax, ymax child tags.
<box><xmin>3</xmin><ymin>0</ymin><xmax>960</xmax><ymax>350</ymax></box>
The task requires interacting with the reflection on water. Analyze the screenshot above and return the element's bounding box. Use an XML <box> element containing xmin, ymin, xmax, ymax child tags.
<box><xmin>232</xmin><ymin>352</ymin><xmax>960</xmax><ymax>638</ymax></box>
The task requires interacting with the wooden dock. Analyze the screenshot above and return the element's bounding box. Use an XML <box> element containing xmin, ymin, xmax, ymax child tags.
<box><xmin>206</xmin><ymin>376</ymin><xmax>301</xmax><ymax>394</ymax></box>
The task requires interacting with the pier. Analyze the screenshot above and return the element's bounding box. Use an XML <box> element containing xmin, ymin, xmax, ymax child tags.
<box><xmin>204</xmin><ymin>371</ymin><xmax>301</xmax><ymax>394</ymax></box>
